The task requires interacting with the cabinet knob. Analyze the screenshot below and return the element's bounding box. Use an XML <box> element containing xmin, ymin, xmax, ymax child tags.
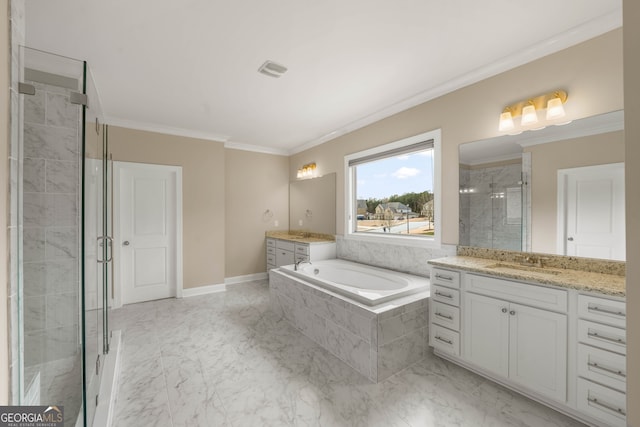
<box><xmin>509</xmin><ymin>310</ymin><xmax>516</xmax><ymax>316</ymax></box>
<box><xmin>501</xmin><ymin>308</ymin><xmax>508</xmax><ymax>313</ymax></box>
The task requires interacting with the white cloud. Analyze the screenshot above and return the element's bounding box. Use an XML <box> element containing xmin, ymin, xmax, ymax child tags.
<box><xmin>392</xmin><ymin>167</ymin><xmax>421</xmax><ymax>179</ymax></box>
<box><xmin>417</xmin><ymin>151</ymin><xmax>433</xmax><ymax>157</ymax></box>
<box><xmin>397</xmin><ymin>154</ymin><xmax>410</xmax><ymax>160</ymax></box>
<box><xmin>357</xmin><ymin>179</ymin><xmax>366</xmax><ymax>186</ymax></box>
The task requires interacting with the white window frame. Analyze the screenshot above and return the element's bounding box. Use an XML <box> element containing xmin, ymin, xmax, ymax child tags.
<box><xmin>344</xmin><ymin>129</ymin><xmax>442</xmax><ymax>249</ymax></box>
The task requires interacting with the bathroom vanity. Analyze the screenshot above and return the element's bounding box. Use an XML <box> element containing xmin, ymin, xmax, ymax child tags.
<box><xmin>428</xmin><ymin>253</ymin><xmax>626</xmax><ymax>427</ymax></box>
<box><xmin>265</xmin><ymin>231</ymin><xmax>336</xmax><ymax>270</ymax></box>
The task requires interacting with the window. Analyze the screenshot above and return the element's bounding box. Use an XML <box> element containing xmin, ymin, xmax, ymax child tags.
<box><xmin>345</xmin><ymin>129</ymin><xmax>441</xmax><ymax>246</ymax></box>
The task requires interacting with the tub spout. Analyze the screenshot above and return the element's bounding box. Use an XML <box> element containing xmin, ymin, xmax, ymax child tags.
<box><xmin>294</xmin><ymin>257</ymin><xmax>312</xmax><ymax>271</ymax></box>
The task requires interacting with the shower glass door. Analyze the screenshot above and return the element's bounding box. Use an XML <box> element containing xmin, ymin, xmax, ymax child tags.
<box><xmin>83</xmin><ymin>66</ymin><xmax>111</xmax><ymax>426</ymax></box>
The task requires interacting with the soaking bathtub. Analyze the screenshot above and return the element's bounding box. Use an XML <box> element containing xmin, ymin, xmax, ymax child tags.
<box><xmin>280</xmin><ymin>258</ymin><xmax>429</xmax><ymax>306</ymax></box>
<box><xmin>270</xmin><ymin>259</ymin><xmax>431</xmax><ymax>381</ymax></box>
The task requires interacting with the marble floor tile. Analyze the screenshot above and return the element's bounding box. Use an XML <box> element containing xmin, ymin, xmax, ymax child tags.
<box><xmin>111</xmin><ymin>280</ymin><xmax>586</xmax><ymax>427</ymax></box>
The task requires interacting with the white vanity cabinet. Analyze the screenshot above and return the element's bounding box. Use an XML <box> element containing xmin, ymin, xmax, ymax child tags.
<box><xmin>428</xmin><ymin>262</ymin><xmax>627</xmax><ymax>427</ymax></box>
<box><xmin>266</xmin><ymin>237</ymin><xmax>336</xmax><ymax>270</ymax></box>
<box><xmin>463</xmin><ymin>289</ymin><xmax>568</xmax><ymax>402</ymax></box>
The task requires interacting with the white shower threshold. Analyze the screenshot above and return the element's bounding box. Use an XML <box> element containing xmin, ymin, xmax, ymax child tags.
<box><xmin>91</xmin><ymin>330</ymin><xmax>122</xmax><ymax>427</ymax></box>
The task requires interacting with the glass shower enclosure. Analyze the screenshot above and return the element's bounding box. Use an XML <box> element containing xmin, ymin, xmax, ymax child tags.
<box><xmin>459</xmin><ymin>161</ymin><xmax>525</xmax><ymax>251</ymax></box>
<box><xmin>17</xmin><ymin>47</ymin><xmax>113</xmax><ymax>426</ymax></box>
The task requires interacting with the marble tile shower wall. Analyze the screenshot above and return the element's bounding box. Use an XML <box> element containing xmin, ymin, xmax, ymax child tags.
<box><xmin>336</xmin><ymin>236</ymin><xmax>456</xmax><ymax>277</ymax></box>
<box><xmin>21</xmin><ymin>79</ymin><xmax>80</xmax><ymax>370</ymax></box>
<box><xmin>459</xmin><ymin>163</ymin><xmax>523</xmax><ymax>251</ymax></box>
<box><xmin>9</xmin><ymin>0</ymin><xmax>25</xmax><ymax>404</ymax></box>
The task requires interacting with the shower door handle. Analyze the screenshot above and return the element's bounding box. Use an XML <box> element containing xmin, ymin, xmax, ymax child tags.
<box><xmin>97</xmin><ymin>236</ymin><xmax>105</xmax><ymax>263</ymax></box>
<box><xmin>97</xmin><ymin>236</ymin><xmax>113</xmax><ymax>263</ymax></box>
<box><xmin>104</xmin><ymin>236</ymin><xmax>113</xmax><ymax>263</ymax></box>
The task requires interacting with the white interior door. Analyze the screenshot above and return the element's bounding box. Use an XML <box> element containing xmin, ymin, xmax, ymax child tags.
<box><xmin>558</xmin><ymin>163</ymin><xmax>625</xmax><ymax>260</ymax></box>
<box><xmin>115</xmin><ymin>162</ymin><xmax>183</xmax><ymax>305</ymax></box>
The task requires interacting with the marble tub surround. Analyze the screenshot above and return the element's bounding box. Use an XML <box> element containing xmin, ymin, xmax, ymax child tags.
<box><xmin>266</xmin><ymin>230</ymin><xmax>335</xmax><ymax>243</ymax></box>
<box><xmin>112</xmin><ymin>279</ymin><xmax>585</xmax><ymax>427</ymax></box>
<box><xmin>457</xmin><ymin>246</ymin><xmax>625</xmax><ymax>276</ymax></box>
<box><xmin>337</xmin><ymin>236</ymin><xmax>456</xmax><ymax>277</ymax></box>
<box><xmin>270</xmin><ymin>269</ymin><xmax>429</xmax><ymax>382</ymax></box>
<box><xmin>429</xmin><ymin>255</ymin><xmax>625</xmax><ymax>297</ymax></box>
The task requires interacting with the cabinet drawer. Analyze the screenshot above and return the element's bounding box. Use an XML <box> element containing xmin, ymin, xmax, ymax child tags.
<box><xmin>465</xmin><ymin>273</ymin><xmax>567</xmax><ymax>312</ymax></box>
<box><xmin>266</xmin><ymin>238</ymin><xmax>276</xmax><ymax>248</ymax></box>
<box><xmin>431</xmin><ymin>268</ymin><xmax>460</xmax><ymax>289</ymax></box>
<box><xmin>578</xmin><ymin>319</ymin><xmax>626</xmax><ymax>355</ymax></box>
<box><xmin>295</xmin><ymin>244</ymin><xmax>309</xmax><ymax>256</ymax></box>
<box><xmin>578</xmin><ymin>294</ymin><xmax>626</xmax><ymax>328</ymax></box>
<box><xmin>266</xmin><ymin>246</ymin><xmax>276</xmax><ymax>255</ymax></box>
<box><xmin>430</xmin><ymin>324</ymin><xmax>460</xmax><ymax>356</ymax></box>
<box><xmin>266</xmin><ymin>254</ymin><xmax>276</xmax><ymax>266</ymax></box>
<box><xmin>430</xmin><ymin>300</ymin><xmax>460</xmax><ymax>331</ymax></box>
<box><xmin>276</xmin><ymin>240</ymin><xmax>295</xmax><ymax>251</ymax></box>
<box><xmin>432</xmin><ymin>285</ymin><xmax>460</xmax><ymax>306</ymax></box>
<box><xmin>577</xmin><ymin>377</ymin><xmax>626</xmax><ymax>427</ymax></box>
<box><xmin>577</xmin><ymin>344</ymin><xmax>626</xmax><ymax>392</ymax></box>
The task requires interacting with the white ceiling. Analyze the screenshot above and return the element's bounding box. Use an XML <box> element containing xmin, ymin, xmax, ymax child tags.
<box><xmin>24</xmin><ymin>1</ymin><xmax>622</xmax><ymax>155</ymax></box>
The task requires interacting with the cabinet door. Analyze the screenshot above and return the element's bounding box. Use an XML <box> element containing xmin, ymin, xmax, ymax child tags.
<box><xmin>508</xmin><ymin>303</ymin><xmax>567</xmax><ymax>402</ymax></box>
<box><xmin>276</xmin><ymin>249</ymin><xmax>295</xmax><ymax>267</ymax></box>
<box><xmin>463</xmin><ymin>293</ymin><xmax>510</xmax><ymax>377</ymax></box>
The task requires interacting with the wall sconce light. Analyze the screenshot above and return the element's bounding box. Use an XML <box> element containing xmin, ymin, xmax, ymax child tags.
<box><xmin>296</xmin><ymin>162</ymin><xmax>317</xmax><ymax>179</ymax></box>
<box><xmin>498</xmin><ymin>90</ymin><xmax>568</xmax><ymax>133</ymax></box>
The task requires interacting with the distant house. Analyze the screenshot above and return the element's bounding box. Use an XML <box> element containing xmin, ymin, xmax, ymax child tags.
<box><xmin>375</xmin><ymin>202</ymin><xmax>411</xmax><ymax>220</ymax></box>
<box><xmin>356</xmin><ymin>200</ymin><xmax>368</xmax><ymax>220</ymax></box>
<box><xmin>422</xmin><ymin>200</ymin><xmax>434</xmax><ymax>224</ymax></box>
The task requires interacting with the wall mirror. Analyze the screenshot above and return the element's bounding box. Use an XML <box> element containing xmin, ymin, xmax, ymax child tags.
<box><xmin>290</xmin><ymin>173</ymin><xmax>336</xmax><ymax>235</ymax></box>
<box><xmin>459</xmin><ymin>110</ymin><xmax>625</xmax><ymax>261</ymax></box>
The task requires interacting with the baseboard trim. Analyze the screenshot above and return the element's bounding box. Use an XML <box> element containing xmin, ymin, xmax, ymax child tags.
<box><xmin>181</xmin><ymin>273</ymin><xmax>269</xmax><ymax>298</ymax></box>
<box><xmin>225</xmin><ymin>272</ymin><xmax>268</xmax><ymax>285</ymax></box>
<box><xmin>182</xmin><ymin>283</ymin><xmax>226</xmax><ymax>297</ymax></box>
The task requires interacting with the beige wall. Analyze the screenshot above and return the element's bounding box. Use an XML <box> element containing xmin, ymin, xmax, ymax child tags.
<box><xmin>224</xmin><ymin>149</ymin><xmax>289</xmax><ymax>277</ymax></box>
<box><xmin>1</xmin><ymin>0</ymin><xmax>9</xmax><ymax>406</ymax></box>
<box><xmin>525</xmin><ymin>131</ymin><xmax>625</xmax><ymax>254</ymax></box>
<box><xmin>623</xmin><ymin>1</ymin><xmax>640</xmax><ymax>424</ymax></box>
<box><xmin>291</xmin><ymin>29</ymin><xmax>624</xmax><ymax>245</ymax></box>
<box><xmin>109</xmin><ymin>126</ymin><xmax>227</xmax><ymax>288</ymax></box>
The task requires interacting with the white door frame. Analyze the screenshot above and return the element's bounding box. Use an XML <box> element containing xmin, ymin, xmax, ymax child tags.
<box><xmin>112</xmin><ymin>161</ymin><xmax>183</xmax><ymax>308</ymax></box>
<box><xmin>556</xmin><ymin>162</ymin><xmax>624</xmax><ymax>258</ymax></box>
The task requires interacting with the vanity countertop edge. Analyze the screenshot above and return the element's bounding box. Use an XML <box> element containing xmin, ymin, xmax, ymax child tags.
<box><xmin>266</xmin><ymin>230</ymin><xmax>336</xmax><ymax>244</ymax></box>
<box><xmin>428</xmin><ymin>256</ymin><xmax>625</xmax><ymax>297</ymax></box>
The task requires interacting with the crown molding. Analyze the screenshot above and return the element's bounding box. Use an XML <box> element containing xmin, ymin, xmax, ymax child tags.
<box><xmin>106</xmin><ymin>117</ymin><xmax>230</xmax><ymax>143</ymax></box>
<box><xmin>224</xmin><ymin>141</ymin><xmax>289</xmax><ymax>156</ymax></box>
<box><xmin>289</xmin><ymin>9</ymin><xmax>622</xmax><ymax>155</ymax></box>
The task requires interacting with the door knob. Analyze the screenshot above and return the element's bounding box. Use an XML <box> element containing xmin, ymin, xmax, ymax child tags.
<box><xmin>567</xmin><ymin>237</ymin><xmax>574</xmax><ymax>241</ymax></box>
<box><xmin>123</xmin><ymin>241</ymin><xmax>130</xmax><ymax>246</ymax></box>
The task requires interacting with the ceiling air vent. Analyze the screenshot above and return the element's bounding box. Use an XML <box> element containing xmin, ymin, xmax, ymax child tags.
<box><xmin>258</xmin><ymin>60</ymin><xmax>288</xmax><ymax>78</ymax></box>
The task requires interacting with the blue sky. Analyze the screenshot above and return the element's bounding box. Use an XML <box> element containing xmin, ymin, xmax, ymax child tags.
<box><xmin>356</xmin><ymin>150</ymin><xmax>434</xmax><ymax>199</ymax></box>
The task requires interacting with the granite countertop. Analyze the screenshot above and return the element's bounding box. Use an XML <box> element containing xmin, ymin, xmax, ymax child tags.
<box><xmin>266</xmin><ymin>230</ymin><xmax>335</xmax><ymax>244</ymax></box>
<box><xmin>428</xmin><ymin>256</ymin><xmax>625</xmax><ymax>297</ymax></box>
